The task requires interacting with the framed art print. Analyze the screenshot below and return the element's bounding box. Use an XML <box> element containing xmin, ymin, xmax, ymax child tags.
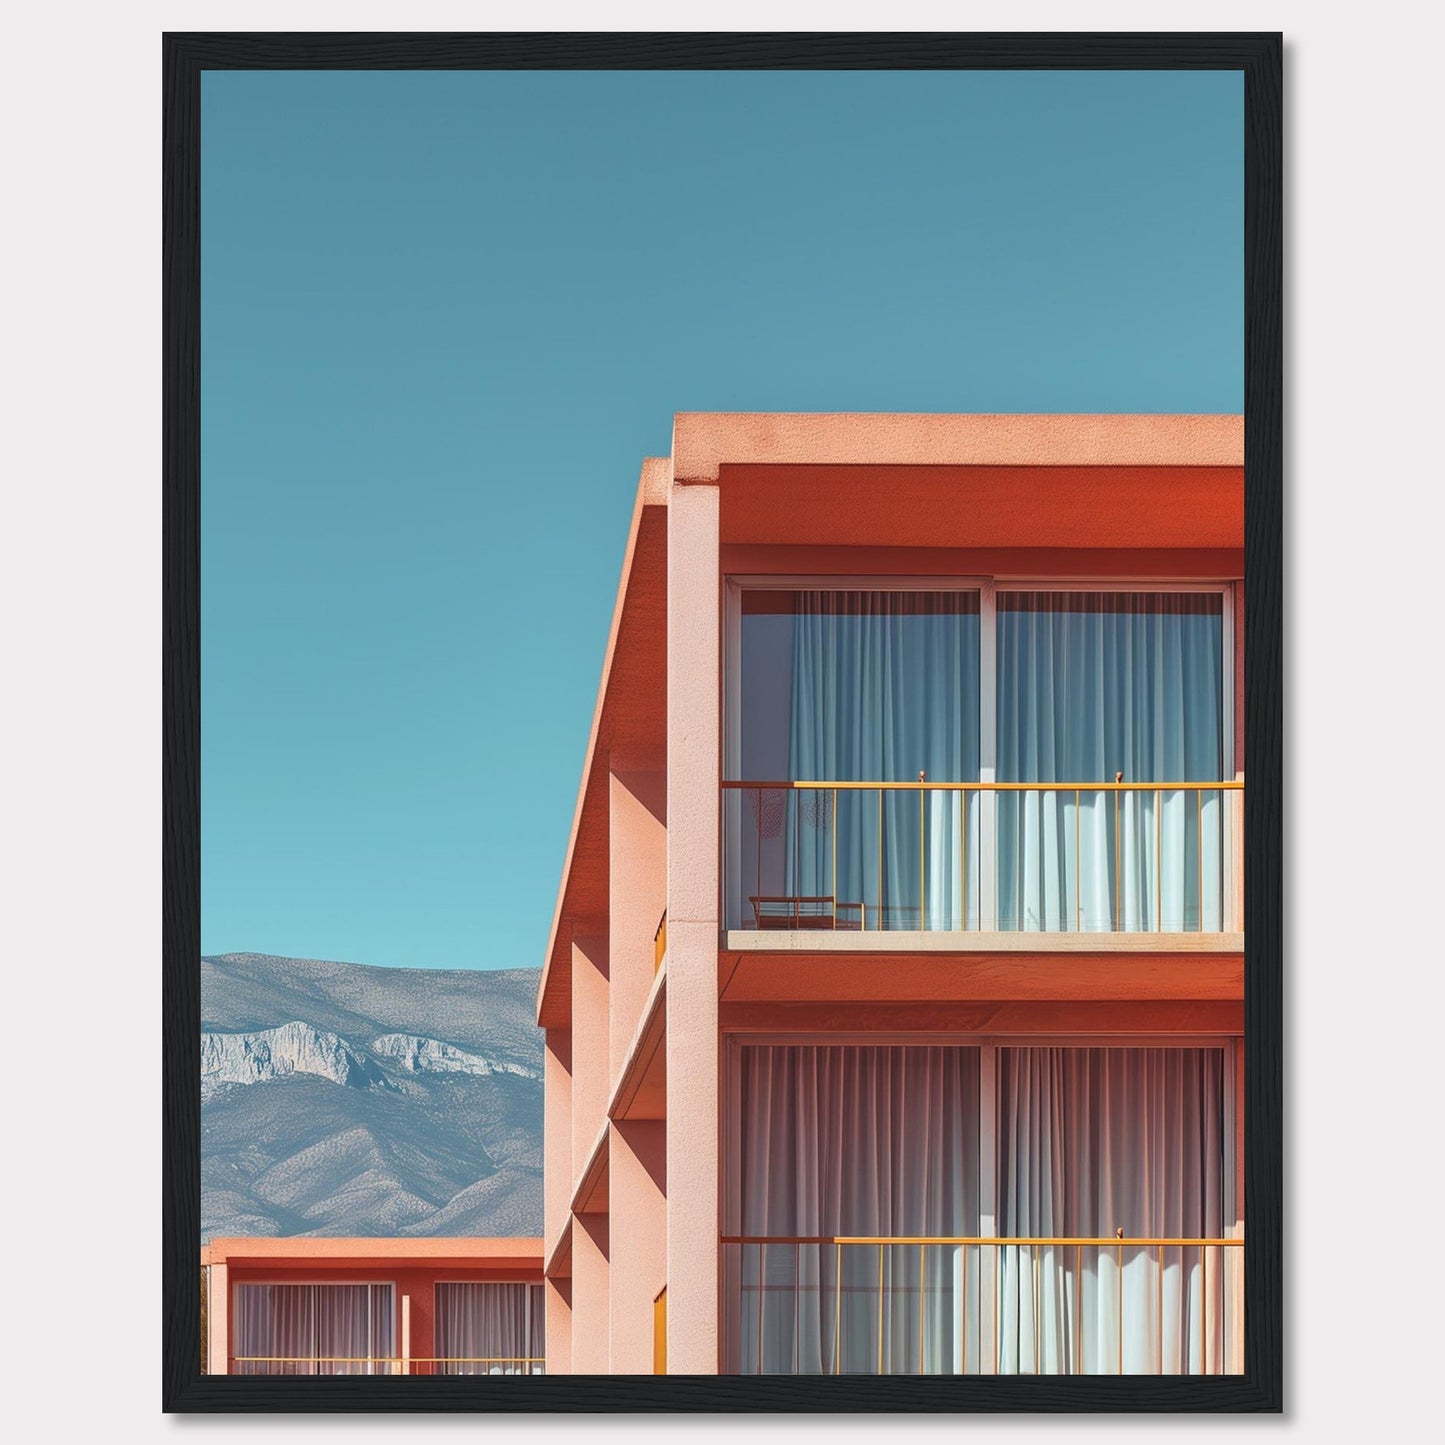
<box><xmin>163</xmin><ymin>31</ymin><xmax>1282</xmax><ymax>1412</ymax></box>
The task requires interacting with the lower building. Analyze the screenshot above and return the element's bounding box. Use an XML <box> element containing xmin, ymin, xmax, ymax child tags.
<box><xmin>202</xmin><ymin>1237</ymin><xmax>544</xmax><ymax>1376</ymax></box>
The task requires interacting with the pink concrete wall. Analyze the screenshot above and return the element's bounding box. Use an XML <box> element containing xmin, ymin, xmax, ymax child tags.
<box><xmin>665</xmin><ymin>475</ymin><xmax>721</xmax><ymax>1373</ymax></box>
<box><xmin>544</xmin><ymin>1027</ymin><xmax>572</xmax><ymax>1253</ymax></box>
<box><xmin>571</xmin><ymin>1214</ymin><xmax>611</xmax><ymax>1374</ymax></box>
<box><xmin>207</xmin><ymin>1262</ymin><xmax>227</xmax><ymax>1375</ymax></box>
<box><xmin>603</xmin><ymin>748</ymin><xmax>669</xmax><ymax>1373</ymax></box>
<box><xmin>570</xmin><ymin>934</ymin><xmax>609</xmax><ymax>1184</ymax></box>
<box><xmin>546</xmin><ymin>1277</ymin><xmax>573</xmax><ymax>1375</ymax></box>
<box><xmin>608</xmin><ymin>1119</ymin><xmax>667</xmax><ymax>1372</ymax></box>
<box><xmin>608</xmin><ymin>753</ymin><xmax>667</xmax><ymax>1077</ymax></box>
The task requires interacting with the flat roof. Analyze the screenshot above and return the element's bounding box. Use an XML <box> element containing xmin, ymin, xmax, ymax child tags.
<box><xmin>203</xmin><ymin>1237</ymin><xmax>544</xmax><ymax>1267</ymax></box>
<box><xmin>673</xmin><ymin>411</ymin><xmax>1242</xmax><ymax>482</ymax></box>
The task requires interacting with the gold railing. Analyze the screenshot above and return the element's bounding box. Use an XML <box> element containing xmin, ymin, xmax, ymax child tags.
<box><xmin>229</xmin><ymin>1356</ymin><xmax>544</xmax><ymax>1376</ymax></box>
<box><xmin>722</xmin><ymin>1235</ymin><xmax>1242</xmax><ymax>1376</ymax></box>
<box><xmin>654</xmin><ymin>910</ymin><xmax>667</xmax><ymax>973</ymax></box>
<box><xmin>723</xmin><ymin>779</ymin><xmax>1242</xmax><ymax>934</ymax></box>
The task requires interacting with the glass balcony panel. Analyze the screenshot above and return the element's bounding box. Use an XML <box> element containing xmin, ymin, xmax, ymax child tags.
<box><xmin>727</xmin><ymin>587</ymin><xmax>1231</xmax><ymax>934</ymax></box>
<box><xmin>726</xmin><ymin>781</ymin><xmax>1231</xmax><ymax>933</ymax></box>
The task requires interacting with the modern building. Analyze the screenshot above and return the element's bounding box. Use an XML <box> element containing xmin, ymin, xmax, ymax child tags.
<box><xmin>202</xmin><ymin>1237</ymin><xmax>545</xmax><ymax>1375</ymax></box>
<box><xmin>537</xmin><ymin>412</ymin><xmax>1245</xmax><ymax>1376</ymax></box>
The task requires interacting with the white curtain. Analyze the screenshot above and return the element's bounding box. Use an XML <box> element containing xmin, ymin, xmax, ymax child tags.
<box><xmin>996</xmin><ymin>592</ymin><xmax>1225</xmax><ymax>932</ymax></box>
<box><xmin>435</xmin><ymin>1282</ymin><xmax>546</xmax><ymax>1374</ymax></box>
<box><xmin>995</xmin><ymin>1047</ymin><xmax>1226</xmax><ymax>1374</ymax></box>
<box><xmin>784</xmin><ymin>592</ymin><xmax>980</xmax><ymax>930</ymax></box>
<box><xmin>232</xmin><ymin>1283</ymin><xmax>394</xmax><ymax>1375</ymax></box>
<box><xmin>730</xmin><ymin>1044</ymin><xmax>980</xmax><ymax>1374</ymax></box>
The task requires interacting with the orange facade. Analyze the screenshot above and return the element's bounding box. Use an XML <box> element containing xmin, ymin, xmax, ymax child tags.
<box><xmin>538</xmin><ymin>414</ymin><xmax>1245</xmax><ymax>1376</ymax></box>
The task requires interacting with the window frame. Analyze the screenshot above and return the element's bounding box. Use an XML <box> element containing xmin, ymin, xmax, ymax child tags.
<box><xmin>722</xmin><ymin>575</ymin><xmax>1236</xmax><ymax>933</ymax></box>
<box><xmin>228</xmin><ymin>1277</ymin><xmax>398</xmax><ymax>1375</ymax></box>
<box><xmin>431</xmin><ymin>1278</ymin><xmax>547</xmax><ymax>1375</ymax></box>
<box><xmin>720</xmin><ymin>1031</ymin><xmax>1239</xmax><ymax>1374</ymax></box>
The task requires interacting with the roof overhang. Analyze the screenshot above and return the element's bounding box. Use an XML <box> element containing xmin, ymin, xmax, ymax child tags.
<box><xmin>537</xmin><ymin>414</ymin><xmax>1244</xmax><ymax>1027</ymax></box>
<box><xmin>672</xmin><ymin>412</ymin><xmax>1243</xmax><ymax>484</ymax></box>
<box><xmin>537</xmin><ymin>459</ymin><xmax>669</xmax><ymax>1027</ymax></box>
<box><xmin>202</xmin><ymin>1237</ymin><xmax>545</xmax><ymax>1270</ymax></box>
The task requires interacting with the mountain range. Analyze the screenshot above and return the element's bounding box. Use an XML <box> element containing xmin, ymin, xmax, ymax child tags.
<box><xmin>200</xmin><ymin>953</ymin><xmax>543</xmax><ymax>1243</ymax></box>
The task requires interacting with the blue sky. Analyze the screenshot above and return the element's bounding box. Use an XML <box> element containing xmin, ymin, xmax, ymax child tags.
<box><xmin>201</xmin><ymin>69</ymin><xmax>1242</xmax><ymax>970</ymax></box>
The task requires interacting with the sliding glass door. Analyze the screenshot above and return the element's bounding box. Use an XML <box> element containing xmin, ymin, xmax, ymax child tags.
<box><xmin>731</xmin><ymin>589</ymin><xmax>981</xmax><ymax>931</ymax></box>
<box><xmin>726</xmin><ymin>581</ymin><xmax>1231</xmax><ymax>934</ymax></box>
<box><xmin>231</xmin><ymin>1282</ymin><xmax>395</xmax><ymax>1375</ymax></box>
<box><xmin>995</xmin><ymin>1046</ymin><xmax>1227</xmax><ymax>1373</ymax></box>
<box><xmin>726</xmin><ymin>1043</ymin><xmax>981</xmax><ymax>1373</ymax></box>
<box><xmin>434</xmin><ymin>1282</ymin><xmax>546</xmax><ymax>1374</ymax></box>
<box><xmin>996</xmin><ymin>592</ymin><xmax>1225</xmax><ymax>932</ymax></box>
<box><xmin>725</xmin><ymin>1040</ymin><xmax>1234</xmax><ymax>1375</ymax></box>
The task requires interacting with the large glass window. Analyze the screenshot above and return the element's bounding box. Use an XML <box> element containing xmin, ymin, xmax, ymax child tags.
<box><xmin>725</xmin><ymin>1041</ymin><xmax>1233</xmax><ymax>1376</ymax></box>
<box><xmin>731</xmin><ymin>590</ymin><xmax>981</xmax><ymax>930</ymax></box>
<box><xmin>232</xmin><ymin>1282</ymin><xmax>395</xmax><ymax>1375</ymax></box>
<box><xmin>996</xmin><ymin>592</ymin><xmax>1225</xmax><ymax>931</ymax></box>
<box><xmin>995</xmin><ymin>1046</ymin><xmax>1227</xmax><ymax>1374</ymax></box>
<box><xmin>726</xmin><ymin>583</ymin><xmax>1230</xmax><ymax>933</ymax></box>
<box><xmin>727</xmin><ymin>1043</ymin><xmax>981</xmax><ymax>1374</ymax></box>
<box><xmin>434</xmin><ymin>1282</ymin><xmax>546</xmax><ymax>1375</ymax></box>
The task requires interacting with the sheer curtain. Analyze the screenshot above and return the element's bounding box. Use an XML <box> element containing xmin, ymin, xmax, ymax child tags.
<box><xmin>996</xmin><ymin>593</ymin><xmax>1224</xmax><ymax>932</ymax></box>
<box><xmin>784</xmin><ymin>592</ymin><xmax>980</xmax><ymax>929</ymax></box>
<box><xmin>315</xmin><ymin>1283</ymin><xmax>393</xmax><ymax>1375</ymax></box>
<box><xmin>731</xmin><ymin>1044</ymin><xmax>980</xmax><ymax>1373</ymax></box>
<box><xmin>232</xmin><ymin>1283</ymin><xmax>394</xmax><ymax>1375</ymax></box>
<box><xmin>995</xmin><ymin>1047</ymin><xmax>1226</xmax><ymax>1374</ymax></box>
<box><xmin>435</xmin><ymin>1282</ymin><xmax>546</xmax><ymax>1374</ymax></box>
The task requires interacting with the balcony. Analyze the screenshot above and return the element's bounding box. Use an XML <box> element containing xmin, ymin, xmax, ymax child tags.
<box><xmin>723</xmin><ymin>779</ymin><xmax>1241</xmax><ymax>937</ymax></box>
<box><xmin>723</xmin><ymin>1235</ymin><xmax>1242</xmax><ymax>1376</ymax></box>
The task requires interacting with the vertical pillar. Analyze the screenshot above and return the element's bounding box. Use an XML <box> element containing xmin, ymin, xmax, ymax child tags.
<box><xmin>206</xmin><ymin>1261</ymin><xmax>228</xmax><ymax>1375</ymax></box>
<box><xmin>569</xmin><ymin>933</ymin><xmax>609</xmax><ymax>1372</ymax></box>
<box><xmin>571</xmin><ymin>934</ymin><xmax>609</xmax><ymax>1184</ymax></box>
<box><xmin>666</xmin><ymin>475</ymin><xmax>720</xmax><ymax>1373</ymax></box>
<box><xmin>544</xmin><ymin>1029</ymin><xmax>573</xmax><ymax>1254</ymax></box>
<box><xmin>399</xmin><ymin>1270</ymin><xmax>434</xmax><ymax>1373</ymax></box>
<box><xmin>546</xmin><ymin>1277</ymin><xmax>573</xmax><ymax>1376</ymax></box>
<box><xmin>572</xmin><ymin>1214</ymin><xmax>612</xmax><ymax>1374</ymax></box>
<box><xmin>609</xmin><ymin>753</ymin><xmax>667</xmax><ymax>1075</ymax></box>
<box><xmin>609</xmin><ymin>1119</ymin><xmax>668</xmax><ymax>1371</ymax></box>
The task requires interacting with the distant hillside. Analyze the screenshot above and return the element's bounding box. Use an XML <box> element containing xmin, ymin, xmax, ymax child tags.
<box><xmin>200</xmin><ymin>953</ymin><xmax>543</xmax><ymax>1243</ymax></box>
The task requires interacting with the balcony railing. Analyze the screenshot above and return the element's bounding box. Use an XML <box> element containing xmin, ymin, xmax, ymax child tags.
<box><xmin>722</xmin><ymin>1236</ymin><xmax>1242</xmax><ymax>1376</ymax></box>
<box><xmin>722</xmin><ymin>779</ymin><xmax>1242</xmax><ymax>934</ymax></box>
<box><xmin>229</xmin><ymin>1356</ymin><xmax>545</xmax><ymax>1376</ymax></box>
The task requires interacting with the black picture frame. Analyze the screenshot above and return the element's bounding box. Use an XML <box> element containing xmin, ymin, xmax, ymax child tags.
<box><xmin>164</xmin><ymin>30</ymin><xmax>1282</xmax><ymax>1413</ymax></box>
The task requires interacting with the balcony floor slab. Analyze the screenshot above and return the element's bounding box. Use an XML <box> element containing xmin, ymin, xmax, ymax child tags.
<box><xmin>724</xmin><ymin>929</ymin><xmax>1243</xmax><ymax>954</ymax></box>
